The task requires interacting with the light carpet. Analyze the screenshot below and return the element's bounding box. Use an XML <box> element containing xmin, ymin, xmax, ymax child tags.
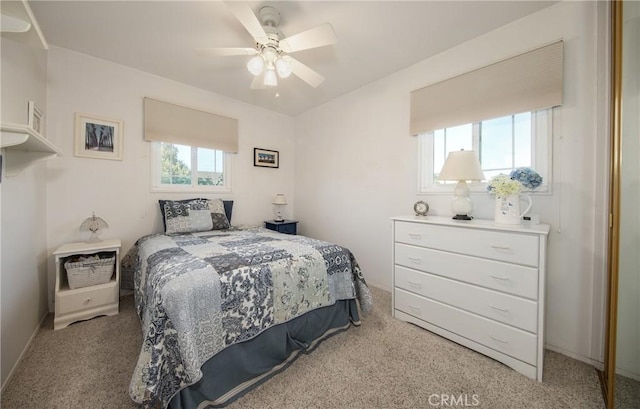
<box><xmin>1</xmin><ymin>287</ymin><xmax>605</xmax><ymax>408</ymax></box>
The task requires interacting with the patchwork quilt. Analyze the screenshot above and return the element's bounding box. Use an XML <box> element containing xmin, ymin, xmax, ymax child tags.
<box><xmin>123</xmin><ymin>226</ymin><xmax>372</xmax><ymax>409</ymax></box>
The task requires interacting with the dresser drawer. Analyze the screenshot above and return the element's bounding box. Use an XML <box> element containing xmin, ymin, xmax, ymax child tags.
<box><xmin>394</xmin><ymin>221</ymin><xmax>539</xmax><ymax>267</ymax></box>
<box><xmin>394</xmin><ymin>244</ymin><xmax>539</xmax><ymax>300</ymax></box>
<box><xmin>394</xmin><ymin>288</ymin><xmax>537</xmax><ymax>365</ymax></box>
<box><xmin>56</xmin><ymin>282</ymin><xmax>117</xmax><ymax>315</ymax></box>
<box><xmin>395</xmin><ymin>266</ymin><xmax>538</xmax><ymax>332</ymax></box>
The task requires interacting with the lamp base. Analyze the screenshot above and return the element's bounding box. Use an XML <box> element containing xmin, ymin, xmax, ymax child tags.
<box><xmin>452</xmin><ymin>214</ymin><xmax>473</xmax><ymax>220</ymax></box>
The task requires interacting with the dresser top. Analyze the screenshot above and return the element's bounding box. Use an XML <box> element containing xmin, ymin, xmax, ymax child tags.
<box><xmin>392</xmin><ymin>215</ymin><xmax>550</xmax><ymax>235</ymax></box>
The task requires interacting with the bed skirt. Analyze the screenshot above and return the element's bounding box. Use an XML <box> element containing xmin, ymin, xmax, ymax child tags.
<box><xmin>168</xmin><ymin>299</ymin><xmax>361</xmax><ymax>409</ymax></box>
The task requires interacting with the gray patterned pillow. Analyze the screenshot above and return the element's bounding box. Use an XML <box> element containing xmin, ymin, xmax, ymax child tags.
<box><xmin>207</xmin><ymin>199</ymin><xmax>231</xmax><ymax>230</ymax></box>
<box><xmin>163</xmin><ymin>199</ymin><xmax>213</xmax><ymax>234</ymax></box>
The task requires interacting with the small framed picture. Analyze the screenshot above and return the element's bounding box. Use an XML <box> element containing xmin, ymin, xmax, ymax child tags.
<box><xmin>254</xmin><ymin>148</ymin><xmax>279</xmax><ymax>168</ymax></box>
<box><xmin>28</xmin><ymin>101</ymin><xmax>44</xmax><ymax>135</ymax></box>
<box><xmin>74</xmin><ymin>113</ymin><xmax>123</xmax><ymax>161</ymax></box>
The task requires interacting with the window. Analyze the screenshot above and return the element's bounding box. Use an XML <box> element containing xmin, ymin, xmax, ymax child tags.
<box><xmin>151</xmin><ymin>142</ymin><xmax>231</xmax><ymax>192</ymax></box>
<box><xmin>419</xmin><ymin>109</ymin><xmax>552</xmax><ymax>193</ymax></box>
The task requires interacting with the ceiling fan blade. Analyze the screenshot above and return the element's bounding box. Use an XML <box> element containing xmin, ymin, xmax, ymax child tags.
<box><xmin>0</xmin><ymin>13</ymin><xmax>31</xmax><ymax>33</ymax></box>
<box><xmin>289</xmin><ymin>58</ymin><xmax>325</xmax><ymax>88</ymax></box>
<box><xmin>250</xmin><ymin>74</ymin><xmax>266</xmax><ymax>90</ymax></box>
<box><xmin>225</xmin><ymin>2</ymin><xmax>268</xmax><ymax>43</ymax></box>
<box><xmin>196</xmin><ymin>47</ymin><xmax>257</xmax><ymax>57</ymax></box>
<box><xmin>279</xmin><ymin>23</ymin><xmax>337</xmax><ymax>53</ymax></box>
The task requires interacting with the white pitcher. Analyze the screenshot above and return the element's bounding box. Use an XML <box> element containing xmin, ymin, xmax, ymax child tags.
<box><xmin>494</xmin><ymin>194</ymin><xmax>532</xmax><ymax>225</ymax></box>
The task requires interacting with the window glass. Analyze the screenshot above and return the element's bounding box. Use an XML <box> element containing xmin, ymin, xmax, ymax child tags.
<box><xmin>419</xmin><ymin>109</ymin><xmax>552</xmax><ymax>193</ymax></box>
<box><xmin>152</xmin><ymin>142</ymin><xmax>231</xmax><ymax>192</ymax></box>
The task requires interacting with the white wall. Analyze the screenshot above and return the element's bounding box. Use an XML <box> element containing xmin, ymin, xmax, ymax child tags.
<box><xmin>44</xmin><ymin>46</ymin><xmax>295</xmax><ymax>310</ymax></box>
<box><xmin>0</xmin><ymin>37</ymin><xmax>49</xmax><ymax>388</ymax></box>
<box><xmin>294</xmin><ymin>1</ymin><xmax>607</xmax><ymax>364</ymax></box>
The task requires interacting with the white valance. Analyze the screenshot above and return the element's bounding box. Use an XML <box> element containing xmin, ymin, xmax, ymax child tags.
<box><xmin>144</xmin><ymin>97</ymin><xmax>238</xmax><ymax>153</ymax></box>
<box><xmin>410</xmin><ymin>40</ymin><xmax>563</xmax><ymax>135</ymax></box>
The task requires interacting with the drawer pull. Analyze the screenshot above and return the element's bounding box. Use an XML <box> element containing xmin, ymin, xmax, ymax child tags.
<box><xmin>407</xmin><ymin>257</ymin><xmax>422</xmax><ymax>264</ymax></box>
<box><xmin>490</xmin><ymin>335</ymin><xmax>510</xmax><ymax>344</ymax></box>
<box><xmin>490</xmin><ymin>245</ymin><xmax>511</xmax><ymax>250</ymax></box>
<box><xmin>408</xmin><ymin>305</ymin><xmax>421</xmax><ymax>314</ymax></box>
<box><xmin>490</xmin><ymin>275</ymin><xmax>511</xmax><ymax>281</ymax></box>
<box><xmin>407</xmin><ymin>280</ymin><xmax>422</xmax><ymax>289</ymax></box>
<box><xmin>85</xmin><ymin>298</ymin><xmax>92</xmax><ymax>303</ymax></box>
<box><xmin>490</xmin><ymin>305</ymin><xmax>510</xmax><ymax>312</ymax></box>
<box><xmin>408</xmin><ymin>233</ymin><xmax>422</xmax><ymax>240</ymax></box>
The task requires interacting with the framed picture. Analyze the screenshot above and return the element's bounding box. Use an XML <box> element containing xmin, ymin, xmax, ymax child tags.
<box><xmin>74</xmin><ymin>113</ymin><xmax>123</xmax><ymax>161</ymax></box>
<box><xmin>254</xmin><ymin>148</ymin><xmax>279</xmax><ymax>168</ymax></box>
<box><xmin>28</xmin><ymin>101</ymin><xmax>44</xmax><ymax>135</ymax></box>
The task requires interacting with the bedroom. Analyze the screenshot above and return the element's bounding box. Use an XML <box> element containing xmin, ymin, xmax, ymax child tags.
<box><xmin>1</xmin><ymin>0</ymin><xmax>638</xmax><ymax>408</ymax></box>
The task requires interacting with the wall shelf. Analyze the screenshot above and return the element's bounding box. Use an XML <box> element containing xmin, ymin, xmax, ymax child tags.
<box><xmin>1</xmin><ymin>123</ymin><xmax>62</xmax><ymax>177</ymax></box>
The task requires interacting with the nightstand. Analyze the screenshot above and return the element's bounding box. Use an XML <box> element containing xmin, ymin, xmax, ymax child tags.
<box><xmin>264</xmin><ymin>220</ymin><xmax>298</xmax><ymax>235</ymax></box>
<box><xmin>53</xmin><ymin>239</ymin><xmax>121</xmax><ymax>330</ymax></box>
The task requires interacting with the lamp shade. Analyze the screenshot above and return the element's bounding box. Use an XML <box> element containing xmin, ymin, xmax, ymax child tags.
<box><xmin>438</xmin><ymin>150</ymin><xmax>485</xmax><ymax>181</ymax></box>
<box><xmin>275</xmin><ymin>57</ymin><xmax>292</xmax><ymax>78</ymax></box>
<box><xmin>272</xmin><ymin>194</ymin><xmax>287</xmax><ymax>205</ymax></box>
<box><xmin>80</xmin><ymin>212</ymin><xmax>109</xmax><ymax>243</ymax></box>
<box><xmin>247</xmin><ymin>55</ymin><xmax>265</xmax><ymax>76</ymax></box>
<box><xmin>264</xmin><ymin>68</ymin><xmax>278</xmax><ymax>87</ymax></box>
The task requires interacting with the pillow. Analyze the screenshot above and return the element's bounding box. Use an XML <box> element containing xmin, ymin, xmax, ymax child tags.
<box><xmin>163</xmin><ymin>199</ymin><xmax>213</xmax><ymax>234</ymax></box>
<box><xmin>207</xmin><ymin>199</ymin><xmax>231</xmax><ymax>230</ymax></box>
<box><xmin>159</xmin><ymin>199</ymin><xmax>234</xmax><ymax>233</ymax></box>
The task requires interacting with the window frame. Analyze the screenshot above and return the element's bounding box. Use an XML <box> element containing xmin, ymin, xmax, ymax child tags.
<box><xmin>150</xmin><ymin>142</ymin><xmax>232</xmax><ymax>193</ymax></box>
<box><xmin>418</xmin><ymin>108</ymin><xmax>554</xmax><ymax>194</ymax></box>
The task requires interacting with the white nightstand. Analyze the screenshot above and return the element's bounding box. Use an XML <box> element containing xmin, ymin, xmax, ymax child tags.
<box><xmin>53</xmin><ymin>239</ymin><xmax>121</xmax><ymax>330</ymax></box>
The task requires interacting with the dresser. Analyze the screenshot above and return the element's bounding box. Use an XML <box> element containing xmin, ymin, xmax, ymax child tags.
<box><xmin>391</xmin><ymin>216</ymin><xmax>550</xmax><ymax>381</ymax></box>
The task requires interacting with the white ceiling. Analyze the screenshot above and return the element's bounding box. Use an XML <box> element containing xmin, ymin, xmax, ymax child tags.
<box><xmin>27</xmin><ymin>0</ymin><xmax>557</xmax><ymax>116</ymax></box>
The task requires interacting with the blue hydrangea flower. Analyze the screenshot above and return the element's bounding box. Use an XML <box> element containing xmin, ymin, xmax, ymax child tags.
<box><xmin>509</xmin><ymin>167</ymin><xmax>542</xmax><ymax>190</ymax></box>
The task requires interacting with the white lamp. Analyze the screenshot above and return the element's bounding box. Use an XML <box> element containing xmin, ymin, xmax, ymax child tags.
<box><xmin>272</xmin><ymin>194</ymin><xmax>287</xmax><ymax>222</ymax></box>
<box><xmin>264</xmin><ymin>67</ymin><xmax>278</xmax><ymax>87</ymax></box>
<box><xmin>247</xmin><ymin>46</ymin><xmax>294</xmax><ymax>87</ymax></box>
<box><xmin>80</xmin><ymin>212</ymin><xmax>109</xmax><ymax>242</ymax></box>
<box><xmin>438</xmin><ymin>150</ymin><xmax>485</xmax><ymax>220</ymax></box>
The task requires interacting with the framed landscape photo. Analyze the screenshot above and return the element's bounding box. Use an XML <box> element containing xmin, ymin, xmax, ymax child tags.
<box><xmin>74</xmin><ymin>113</ymin><xmax>123</xmax><ymax>160</ymax></box>
<box><xmin>28</xmin><ymin>101</ymin><xmax>44</xmax><ymax>135</ymax></box>
<box><xmin>254</xmin><ymin>148</ymin><xmax>279</xmax><ymax>168</ymax></box>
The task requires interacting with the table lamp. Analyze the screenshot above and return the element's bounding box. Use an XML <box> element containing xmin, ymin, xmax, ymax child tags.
<box><xmin>272</xmin><ymin>194</ymin><xmax>287</xmax><ymax>222</ymax></box>
<box><xmin>438</xmin><ymin>150</ymin><xmax>485</xmax><ymax>220</ymax></box>
<box><xmin>80</xmin><ymin>212</ymin><xmax>109</xmax><ymax>242</ymax></box>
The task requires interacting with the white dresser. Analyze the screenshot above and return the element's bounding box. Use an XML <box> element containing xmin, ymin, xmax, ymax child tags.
<box><xmin>391</xmin><ymin>216</ymin><xmax>550</xmax><ymax>381</ymax></box>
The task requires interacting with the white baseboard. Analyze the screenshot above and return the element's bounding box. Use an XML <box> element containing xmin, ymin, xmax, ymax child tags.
<box><xmin>366</xmin><ymin>281</ymin><xmax>391</xmax><ymax>293</ymax></box>
<box><xmin>1</xmin><ymin>312</ymin><xmax>49</xmax><ymax>394</ymax></box>
<box><xmin>616</xmin><ymin>367</ymin><xmax>640</xmax><ymax>382</ymax></box>
<box><xmin>545</xmin><ymin>343</ymin><xmax>604</xmax><ymax>371</ymax></box>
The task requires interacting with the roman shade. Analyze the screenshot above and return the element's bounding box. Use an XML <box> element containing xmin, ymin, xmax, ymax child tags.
<box><xmin>410</xmin><ymin>40</ymin><xmax>563</xmax><ymax>135</ymax></box>
<box><xmin>144</xmin><ymin>97</ymin><xmax>238</xmax><ymax>153</ymax></box>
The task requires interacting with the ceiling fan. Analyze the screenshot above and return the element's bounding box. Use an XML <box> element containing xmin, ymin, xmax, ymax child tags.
<box><xmin>197</xmin><ymin>2</ymin><xmax>337</xmax><ymax>89</ymax></box>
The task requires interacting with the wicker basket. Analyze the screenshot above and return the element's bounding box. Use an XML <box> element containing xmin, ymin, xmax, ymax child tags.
<box><xmin>64</xmin><ymin>253</ymin><xmax>115</xmax><ymax>289</ymax></box>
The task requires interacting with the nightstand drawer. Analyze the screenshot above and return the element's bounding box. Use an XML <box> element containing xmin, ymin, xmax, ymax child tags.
<box><xmin>394</xmin><ymin>288</ymin><xmax>537</xmax><ymax>365</ymax></box>
<box><xmin>56</xmin><ymin>282</ymin><xmax>117</xmax><ymax>315</ymax></box>
<box><xmin>394</xmin><ymin>243</ymin><xmax>539</xmax><ymax>299</ymax></box>
<box><xmin>394</xmin><ymin>221</ymin><xmax>539</xmax><ymax>267</ymax></box>
<box><xmin>264</xmin><ymin>220</ymin><xmax>298</xmax><ymax>235</ymax></box>
<box><xmin>395</xmin><ymin>266</ymin><xmax>538</xmax><ymax>332</ymax></box>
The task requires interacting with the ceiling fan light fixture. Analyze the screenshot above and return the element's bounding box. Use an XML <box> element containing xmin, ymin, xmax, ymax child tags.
<box><xmin>275</xmin><ymin>57</ymin><xmax>292</xmax><ymax>78</ymax></box>
<box><xmin>264</xmin><ymin>68</ymin><xmax>278</xmax><ymax>87</ymax></box>
<box><xmin>247</xmin><ymin>55</ymin><xmax>265</xmax><ymax>76</ymax></box>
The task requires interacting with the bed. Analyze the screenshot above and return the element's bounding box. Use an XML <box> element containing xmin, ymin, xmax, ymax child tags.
<box><xmin>121</xmin><ymin>198</ymin><xmax>372</xmax><ymax>409</ymax></box>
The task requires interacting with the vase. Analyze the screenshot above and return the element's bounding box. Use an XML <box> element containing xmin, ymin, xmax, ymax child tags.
<box><xmin>494</xmin><ymin>194</ymin><xmax>532</xmax><ymax>225</ymax></box>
